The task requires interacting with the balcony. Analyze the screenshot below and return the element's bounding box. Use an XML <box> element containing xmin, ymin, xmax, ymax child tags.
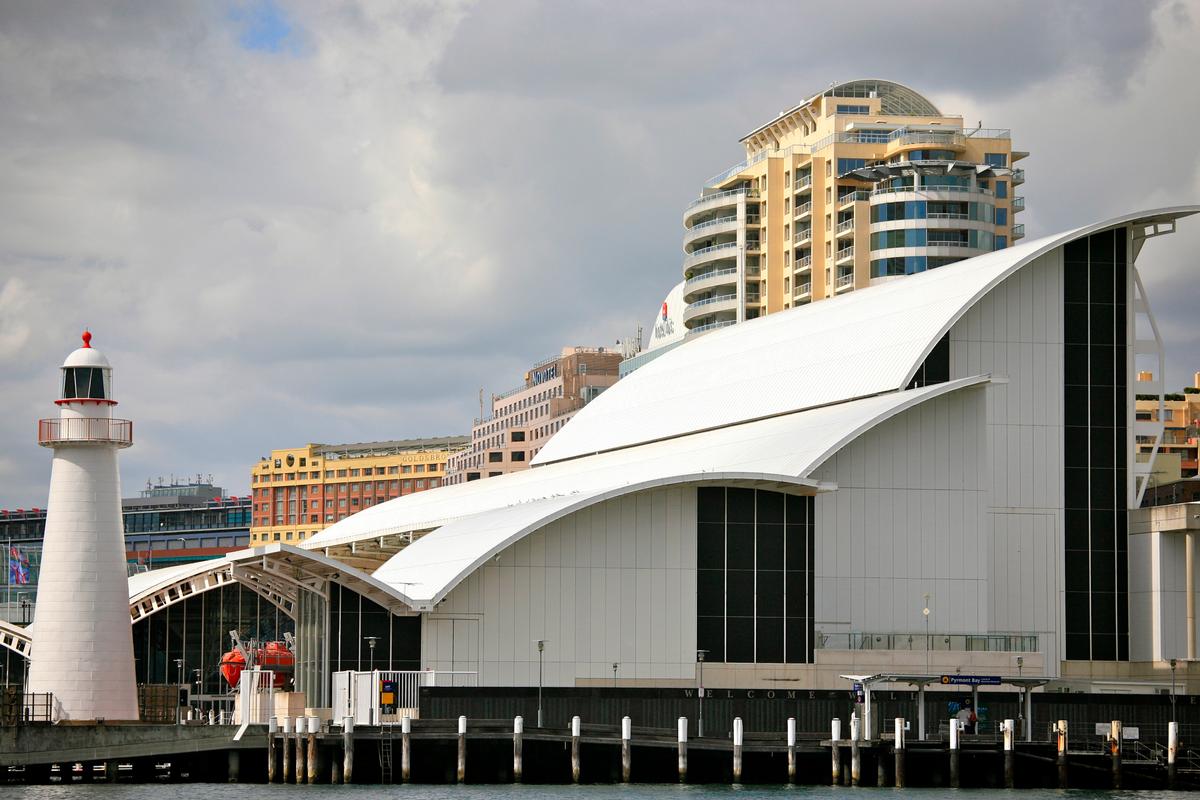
<box><xmin>1013</xmin><ymin>223</ymin><xmax>1025</xmax><ymax>240</ymax></box>
<box><xmin>683</xmin><ymin>293</ymin><xmax>739</xmax><ymax>325</ymax></box>
<box><xmin>838</xmin><ymin>190</ymin><xmax>870</xmax><ymax>208</ymax></box>
<box><xmin>745</xmin><ymin>292</ymin><xmax>762</xmax><ymax>305</ymax></box>
<box><xmin>38</xmin><ymin>417</ymin><xmax>133</xmax><ymax>448</ymax></box>
<box><xmin>745</xmin><ymin>238</ymin><xmax>762</xmax><ymax>252</ymax></box>
<box><xmin>793</xmin><ymin>174</ymin><xmax>812</xmax><ymax>192</ymax></box>
<box><xmin>835</xmin><ymin>218</ymin><xmax>855</xmax><ymax>238</ymax></box>
<box><xmin>872</xmin><ymin>184</ymin><xmax>993</xmax><ymax>199</ymax></box>
<box><xmin>1012</xmin><ymin>168</ymin><xmax>1025</xmax><ymax>185</ymax></box>
<box><xmin>686</xmin><ymin>319</ymin><xmax>737</xmax><ymax>337</ymax></box>
<box><xmin>683</xmin><ymin>266</ymin><xmax>738</xmax><ymax>292</ymax></box>
<box><xmin>793</xmin><ymin>228</ymin><xmax>812</xmax><ymax>245</ymax></box>
<box><xmin>834</xmin><ymin>245</ymin><xmax>855</xmax><ymax>265</ymax></box>
<box><xmin>888</xmin><ymin>131</ymin><xmax>966</xmax><ymax>151</ymax></box>
<box><xmin>683</xmin><ymin>215</ymin><xmax>738</xmax><ymax>247</ymax></box>
<box><xmin>794</xmin><ymin>201</ymin><xmax>812</xmax><ymax>220</ymax></box>
<box><xmin>793</xmin><ymin>282</ymin><xmax>812</xmax><ymax>299</ymax></box>
<box><xmin>1013</xmin><ymin>196</ymin><xmax>1026</xmax><ymax>212</ymax></box>
<box><xmin>683</xmin><ymin>188</ymin><xmax>758</xmax><ymax>227</ymax></box>
<box><xmin>835</xmin><ymin>271</ymin><xmax>855</xmax><ymax>291</ymax></box>
<box><xmin>682</xmin><ymin>241</ymin><xmax>738</xmax><ymax>271</ymax></box>
<box><xmin>795</xmin><ymin>254</ymin><xmax>812</xmax><ymax>270</ymax></box>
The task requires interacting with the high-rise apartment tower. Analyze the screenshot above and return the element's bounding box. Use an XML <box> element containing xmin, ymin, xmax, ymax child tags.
<box><xmin>681</xmin><ymin>79</ymin><xmax>1025</xmax><ymax>335</ymax></box>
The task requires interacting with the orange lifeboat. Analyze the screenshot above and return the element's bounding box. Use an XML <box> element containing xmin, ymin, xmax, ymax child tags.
<box><xmin>219</xmin><ymin>641</ymin><xmax>294</xmax><ymax>689</ymax></box>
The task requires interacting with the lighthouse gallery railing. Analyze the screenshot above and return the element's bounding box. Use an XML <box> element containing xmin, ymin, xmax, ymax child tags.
<box><xmin>38</xmin><ymin>417</ymin><xmax>133</xmax><ymax>446</ymax></box>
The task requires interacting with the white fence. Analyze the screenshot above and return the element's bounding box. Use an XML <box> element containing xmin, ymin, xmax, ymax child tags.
<box><xmin>332</xmin><ymin>669</ymin><xmax>477</xmax><ymax>726</ymax></box>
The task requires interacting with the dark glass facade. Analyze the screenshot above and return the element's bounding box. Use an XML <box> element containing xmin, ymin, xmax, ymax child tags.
<box><xmin>907</xmin><ymin>333</ymin><xmax>950</xmax><ymax>389</ymax></box>
<box><xmin>696</xmin><ymin>487</ymin><xmax>814</xmax><ymax>664</ymax></box>
<box><xmin>1063</xmin><ymin>228</ymin><xmax>1129</xmax><ymax>661</ymax></box>
<box><xmin>328</xmin><ymin>582</ymin><xmax>421</xmax><ymax>673</ymax></box>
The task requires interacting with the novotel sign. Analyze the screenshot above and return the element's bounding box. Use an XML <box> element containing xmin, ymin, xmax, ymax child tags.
<box><xmin>530</xmin><ymin>363</ymin><xmax>559</xmax><ymax>386</ymax></box>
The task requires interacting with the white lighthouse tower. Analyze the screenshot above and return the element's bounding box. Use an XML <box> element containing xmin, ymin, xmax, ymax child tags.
<box><xmin>27</xmin><ymin>331</ymin><xmax>139</xmax><ymax>721</ymax></box>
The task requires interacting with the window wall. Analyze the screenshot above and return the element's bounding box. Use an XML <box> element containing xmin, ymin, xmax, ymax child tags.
<box><xmin>696</xmin><ymin>488</ymin><xmax>814</xmax><ymax>664</ymax></box>
<box><xmin>1063</xmin><ymin>228</ymin><xmax>1129</xmax><ymax>661</ymax></box>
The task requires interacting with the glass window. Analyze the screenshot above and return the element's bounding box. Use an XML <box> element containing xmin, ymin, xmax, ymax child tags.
<box><xmin>994</xmin><ymin>236</ymin><xmax>1008</xmax><ymax>250</ymax></box>
<box><xmin>995</xmin><ymin>180</ymin><xmax>1008</xmax><ymax>199</ymax></box>
<box><xmin>835</xmin><ymin>104</ymin><xmax>869</xmax><ymax>115</ymax></box>
<box><xmin>995</xmin><ymin>208</ymin><xmax>1008</xmax><ymax>226</ymax></box>
<box><xmin>836</xmin><ymin>157</ymin><xmax>866</xmax><ymax>175</ymax></box>
<box><xmin>984</xmin><ymin>153</ymin><xmax>1008</xmax><ymax>167</ymax></box>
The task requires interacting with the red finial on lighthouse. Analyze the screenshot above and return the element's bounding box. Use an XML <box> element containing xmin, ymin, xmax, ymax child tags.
<box><xmin>81</xmin><ymin>330</ymin><xmax>92</xmax><ymax>349</ymax></box>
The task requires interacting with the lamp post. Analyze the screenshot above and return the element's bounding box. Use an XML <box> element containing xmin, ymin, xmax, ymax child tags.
<box><xmin>612</xmin><ymin>662</ymin><xmax>619</xmax><ymax>687</ymax></box>
<box><xmin>364</xmin><ymin>636</ymin><xmax>380</xmax><ymax>671</ymax></box>
<box><xmin>536</xmin><ymin>640</ymin><xmax>546</xmax><ymax>728</ymax></box>
<box><xmin>17</xmin><ymin>593</ymin><xmax>30</xmax><ymax>625</ymax></box>
<box><xmin>1172</xmin><ymin>658</ymin><xmax>1178</xmax><ymax>724</ymax></box>
<box><xmin>923</xmin><ymin>595</ymin><xmax>931</xmax><ymax>674</ymax></box>
<box><xmin>697</xmin><ymin>649</ymin><xmax>709</xmax><ymax>738</ymax></box>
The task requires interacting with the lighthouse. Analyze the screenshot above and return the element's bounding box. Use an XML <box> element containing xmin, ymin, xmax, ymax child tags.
<box><xmin>27</xmin><ymin>331</ymin><xmax>139</xmax><ymax>721</ymax></box>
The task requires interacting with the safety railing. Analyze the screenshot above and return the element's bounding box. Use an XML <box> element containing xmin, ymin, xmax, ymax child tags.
<box><xmin>839</xmin><ymin>190</ymin><xmax>870</xmax><ymax>205</ymax></box>
<box><xmin>793</xmin><ymin>229</ymin><xmax>812</xmax><ymax>244</ymax></box>
<box><xmin>1013</xmin><ymin>223</ymin><xmax>1025</xmax><ymax>240</ymax></box>
<box><xmin>1012</xmin><ymin>167</ymin><xmax>1025</xmax><ymax>184</ymax></box>
<box><xmin>815</xmin><ymin>631</ymin><xmax>1039</xmax><ymax>652</ymax></box>
<box><xmin>835</xmin><ymin>272</ymin><xmax>855</xmax><ymax>289</ymax></box>
<box><xmin>795</xmin><ymin>255</ymin><xmax>812</xmax><ymax>269</ymax></box>
<box><xmin>794</xmin><ymin>201</ymin><xmax>813</xmax><ymax>217</ymax></box>
<box><xmin>889</xmin><ymin>131</ymin><xmax>965</xmax><ymax>149</ymax></box>
<box><xmin>793</xmin><ymin>282</ymin><xmax>812</xmax><ymax>297</ymax></box>
<box><xmin>873</xmin><ymin>184</ymin><xmax>992</xmax><ymax>197</ymax></box>
<box><xmin>686</xmin><ymin>319</ymin><xmax>737</xmax><ymax>336</ymax></box>
<box><xmin>684</xmin><ymin>266</ymin><xmax>738</xmax><ymax>288</ymax></box>
<box><xmin>794</xmin><ymin>175</ymin><xmax>812</xmax><ymax>191</ymax></box>
<box><xmin>836</xmin><ymin>219</ymin><xmax>855</xmax><ymax>235</ymax></box>
<box><xmin>685</xmin><ymin>294</ymin><xmax>738</xmax><ymax>312</ymax></box>
<box><xmin>686</xmin><ymin>187</ymin><xmax>758</xmax><ymax>211</ymax></box>
<box><xmin>1013</xmin><ymin>196</ymin><xmax>1026</xmax><ymax>211</ymax></box>
<box><xmin>835</xmin><ymin>246</ymin><xmax>855</xmax><ymax>262</ymax></box>
<box><xmin>684</xmin><ymin>214</ymin><xmax>738</xmax><ymax>236</ymax></box>
<box><xmin>38</xmin><ymin>417</ymin><xmax>132</xmax><ymax>447</ymax></box>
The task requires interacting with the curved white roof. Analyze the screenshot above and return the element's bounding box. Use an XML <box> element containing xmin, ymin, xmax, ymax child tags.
<box><xmin>534</xmin><ymin>206</ymin><xmax>1200</xmax><ymax>465</ymax></box>
<box><xmin>63</xmin><ymin>346</ymin><xmax>111</xmax><ymax>369</ymax></box>
<box><xmin>368</xmin><ymin>376</ymin><xmax>989</xmax><ymax>608</ymax></box>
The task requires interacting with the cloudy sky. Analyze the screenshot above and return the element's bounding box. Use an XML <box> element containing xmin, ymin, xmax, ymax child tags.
<box><xmin>0</xmin><ymin>0</ymin><xmax>1198</xmax><ymax>507</ymax></box>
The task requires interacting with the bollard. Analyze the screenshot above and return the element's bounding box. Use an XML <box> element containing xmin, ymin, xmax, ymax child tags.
<box><xmin>850</xmin><ymin>714</ymin><xmax>861</xmax><ymax>786</ymax></box>
<box><xmin>949</xmin><ymin>718</ymin><xmax>960</xmax><ymax>789</ymax></box>
<box><xmin>1056</xmin><ymin>719</ymin><xmax>1068</xmax><ymax>790</ymax></box>
<box><xmin>677</xmin><ymin>717</ymin><xmax>688</xmax><ymax>782</ymax></box>
<box><xmin>1003</xmin><ymin>718</ymin><xmax>1015</xmax><ymax>788</ymax></box>
<box><xmin>787</xmin><ymin>717</ymin><xmax>797</xmax><ymax>784</ymax></box>
<box><xmin>893</xmin><ymin>717</ymin><xmax>905</xmax><ymax>788</ymax></box>
<box><xmin>307</xmin><ymin>716</ymin><xmax>319</xmax><ymax>785</ymax></box>
<box><xmin>268</xmin><ymin>718</ymin><xmax>278</xmax><ymax>783</ymax></box>
<box><xmin>732</xmin><ymin>717</ymin><xmax>744</xmax><ymax>783</ymax></box>
<box><xmin>401</xmin><ymin>716</ymin><xmax>412</xmax><ymax>783</ymax></box>
<box><xmin>1169</xmin><ymin>720</ymin><xmax>1179</xmax><ymax>789</ymax></box>
<box><xmin>282</xmin><ymin>717</ymin><xmax>293</xmax><ymax>784</ymax></box>
<box><xmin>457</xmin><ymin>716</ymin><xmax>467</xmax><ymax>783</ymax></box>
<box><xmin>1110</xmin><ymin>720</ymin><xmax>1122</xmax><ymax>789</ymax></box>
<box><xmin>513</xmin><ymin>716</ymin><xmax>523</xmax><ymax>783</ymax></box>
<box><xmin>831</xmin><ymin>717</ymin><xmax>842</xmax><ymax>785</ymax></box>
<box><xmin>342</xmin><ymin>716</ymin><xmax>354</xmax><ymax>784</ymax></box>
<box><xmin>571</xmin><ymin>716</ymin><xmax>582</xmax><ymax>783</ymax></box>
<box><xmin>621</xmin><ymin>716</ymin><xmax>632</xmax><ymax>783</ymax></box>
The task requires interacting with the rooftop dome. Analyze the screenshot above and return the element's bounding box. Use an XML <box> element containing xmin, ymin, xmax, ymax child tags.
<box><xmin>824</xmin><ymin>79</ymin><xmax>941</xmax><ymax>116</ymax></box>
<box><xmin>62</xmin><ymin>330</ymin><xmax>111</xmax><ymax>369</ymax></box>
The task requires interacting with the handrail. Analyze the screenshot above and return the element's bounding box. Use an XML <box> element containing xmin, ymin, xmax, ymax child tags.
<box><xmin>686</xmin><ymin>319</ymin><xmax>737</xmax><ymax>336</ymax></box>
<box><xmin>685</xmin><ymin>294</ymin><xmax>738</xmax><ymax>312</ymax></box>
<box><xmin>794</xmin><ymin>201</ymin><xmax>812</xmax><ymax>217</ymax></box>
<box><xmin>1013</xmin><ymin>196</ymin><xmax>1026</xmax><ymax>211</ymax></box>
<box><xmin>1013</xmin><ymin>223</ymin><xmax>1026</xmax><ymax>239</ymax></box>
<box><xmin>872</xmin><ymin>184</ymin><xmax>994</xmax><ymax>198</ymax></box>
<box><xmin>793</xmin><ymin>228</ymin><xmax>812</xmax><ymax>243</ymax></box>
<box><xmin>835</xmin><ymin>272</ymin><xmax>854</xmax><ymax>288</ymax></box>
<box><xmin>793</xmin><ymin>175</ymin><xmax>812</xmax><ymax>190</ymax></box>
<box><xmin>683</xmin><ymin>241</ymin><xmax>739</xmax><ymax>264</ymax></box>
<box><xmin>836</xmin><ymin>219</ymin><xmax>855</xmax><ymax>234</ymax></box>
<box><xmin>815</xmin><ymin>631</ymin><xmax>1038</xmax><ymax>652</ymax></box>
<box><xmin>686</xmin><ymin>187</ymin><xmax>758</xmax><ymax>211</ymax></box>
<box><xmin>38</xmin><ymin>417</ymin><xmax>132</xmax><ymax>447</ymax></box>
<box><xmin>795</xmin><ymin>255</ymin><xmax>812</xmax><ymax>269</ymax></box>
<box><xmin>684</xmin><ymin>266</ymin><xmax>738</xmax><ymax>287</ymax></box>
<box><xmin>835</xmin><ymin>245</ymin><xmax>855</xmax><ymax>261</ymax></box>
<box><xmin>839</xmin><ymin>190</ymin><xmax>870</xmax><ymax>205</ymax></box>
<box><xmin>928</xmin><ymin>212</ymin><xmax>969</xmax><ymax>220</ymax></box>
<box><xmin>684</xmin><ymin>215</ymin><xmax>738</xmax><ymax>235</ymax></box>
<box><xmin>794</xmin><ymin>282</ymin><xmax>812</xmax><ymax>297</ymax></box>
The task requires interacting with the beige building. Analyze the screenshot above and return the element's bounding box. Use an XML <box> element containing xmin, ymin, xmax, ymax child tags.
<box><xmin>1136</xmin><ymin>371</ymin><xmax>1200</xmax><ymax>481</ymax></box>
<box><xmin>681</xmin><ymin>79</ymin><xmax>1025</xmax><ymax>335</ymax></box>
<box><xmin>249</xmin><ymin>437</ymin><xmax>468</xmax><ymax>544</ymax></box>
<box><xmin>445</xmin><ymin>347</ymin><xmax>621</xmax><ymax>484</ymax></box>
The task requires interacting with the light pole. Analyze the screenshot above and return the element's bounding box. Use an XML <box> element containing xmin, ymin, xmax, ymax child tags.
<box><xmin>536</xmin><ymin>639</ymin><xmax>545</xmax><ymax>728</ymax></box>
<box><xmin>923</xmin><ymin>594</ymin><xmax>931</xmax><ymax>674</ymax></box>
<box><xmin>364</xmin><ymin>636</ymin><xmax>380</xmax><ymax>671</ymax></box>
<box><xmin>17</xmin><ymin>593</ymin><xmax>30</xmax><ymax>625</ymax></box>
<box><xmin>612</xmin><ymin>662</ymin><xmax>619</xmax><ymax>687</ymax></box>
<box><xmin>697</xmin><ymin>649</ymin><xmax>709</xmax><ymax>738</ymax></box>
<box><xmin>1172</xmin><ymin>658</ymin><xmax>1178</xmax><ymax>724</ymax></box>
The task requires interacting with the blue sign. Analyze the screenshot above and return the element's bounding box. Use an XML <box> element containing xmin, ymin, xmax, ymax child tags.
<box><xmin>941</xmin><ymin>674</ymin><xmax>1001</xmax><ymax>686</ymax></box>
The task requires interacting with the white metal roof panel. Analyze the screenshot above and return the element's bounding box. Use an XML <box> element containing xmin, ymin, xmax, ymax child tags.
<box><xmin>534</xmin><ymin>206</ymin><xmax>1200</xmax><ymax>465</ymax></box>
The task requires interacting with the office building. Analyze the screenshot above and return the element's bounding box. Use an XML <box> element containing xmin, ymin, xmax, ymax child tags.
<box><xmin>1136</xmin><ymin>371</ymin><xmax>1200</xmax><ymax>481</ymax></box>
<box><xmin>445</xmin><ymin>347</ymin><xmax>621</xmax><ymax>484</ymax></box>
<box><xmin>681</xmin><ymin>79</ymin><xmax>1024</xmax><ymax>336</ymax></box>
<box><xmin>249</xmin><ymin>438</ymin><xmax>468</xmax><ymax>545</ymax></box>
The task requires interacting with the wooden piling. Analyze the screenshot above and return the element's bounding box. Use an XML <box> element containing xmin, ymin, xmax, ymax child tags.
<box><xmin>513</xmin><ymin>716</ymin><xmax>523</xmax><ymax>782</ymax></box>
<box><xmin>295</xmin><ymin>721</ymin><xmax>306</xmax><ymax>784</ymax></box>
<box><xmin>677</xmin><ymin>716</ymin><xmax>688</xmax><ymax>783</ymax></box>
<box><xmin>893</xmin><ymin>717</ymin><xmax>905</xmax><ymax>788</ymax></box>
<box><xmin>949</xmin><ymin>717</ymin><xmax>960</xmax><ymax>789</ymax></box>
<box><xmin>228</xmin><ymin>749</ymin><xmax>240</xmax><ymax>783</ymax></box>
<box><xmin>331</xmin><ymin>753</ymin><xmax>341</xmax><ymax>785</ymax></box>
<box><xmin>732</xmin><ymin>717</ymin><xmax>744</xmax><ymax>783</ymax></box>
<box><xmin>850</xmin><ymin>714</ymin><xmax>861</xmax><ymax>787</ymax></box>
<box><xmin>267</xmin><ymin>718</ymin><xmax>278</xmax><ymax>783</ymax></box>
<box><xmin>786</xmin><ymin>717</ymin><xmax>797</xmax><ymax>784</ymax></box>
<box><xmin>282</xmin><ymin>717</ymin><xmax>293</xmax><ymax>784</ymax></box>
<box><xmin>571</xmin><ymin>715</ymin><xmax>582</xmax><ymax>783</ymax></box>
<box><xmin>831</xmin><ymin>717</ymin><xmax>842</xmax><ymax>785</ymax></box>
<box><xmin>307</xmin><ymin>717</ymin><xmax>318</xmax><ymax>785</ymax></box>
<box><xmin>401</xmin><ymin>716</ymin><xmax>412</xmax><ymax>783</ymax></box>
<box><xmin>1055</xmin><ymin>719</ymin><xmax>1068</xmax><ymax>790</ymax></box>
<box><xmin>1003</xmin><ymin>718</ymin><xmax>1015</xmax><ymax>788</ymax></box>
<box><xmin>1169</xmin><ymin>720</ymin><xmax>1179</xmax><ymax>789</ymax></box>
<box><xmin>342</xmin><ymin>716</ymin><xmax>354</xmax><ymax>784</ymax></box>
<box><xmin>1110</xmin><ymin>720</ymin><xmax>1122</xmax><ymax>789</ymax></box>
<box><xmin>621</xmin><ymin>716</ymin><xmax>632</xmax><ymax>783</ymax></box>
<box><xmin>457</xmin><ymin>716</ymin><xmax>467</xmax><ymax>783</ymax></box>
<box><xmin>106</xmin><ymin>760</ymin><xmax>119</xmax><ymax>783</ymax></box>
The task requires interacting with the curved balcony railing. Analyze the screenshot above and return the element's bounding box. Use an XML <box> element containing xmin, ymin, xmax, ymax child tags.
<box><xmin>683</xmin><ymin>265</ymin><xmax>738</xmax><ymax>289</ymax></box>
<box><xmin>888</xmin><ymin>131</ymin><xmax>965</xmax><ymax>150</ymax></box>
<box><xmin>683</xmin><ymin>241</ymin><xmax>739</xmax><ymax>270</ymax></box>
<box><xmin>38</xmin><ymin>417</ymin><xmax>133</xmax><ymax>448</ymax></box>
<box><xmin>838</xmin><ymin>190</ymin><xmax>870</xmax><ymax>207</ymax></box>
<box><xmin>686</xmin><ymin>319</ymin><xmax>737</xmax><ymax>337</ymax></box>
<box><xmin>685</xmin><ymin>293</ymin><xmax>738</xmax><ymax>313</ymax></box>
<box><xmin>794</xmin><ymin>201</ymin><xmax>812</xmax><ymax>218</ymax></box>
<box><xmin>685</xmin><ymin>187</ymin><xmax>757</xmax><ymax>211</ymax></box>
<box><xmin>685</xmin><ymin>214</ymin><xmax>738</xmax><ymax>233</ymax></box>
<box><xmin>871</xmin><ymin>184</ymin><xmax>994</xmax><ymax>199</ymax></box>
